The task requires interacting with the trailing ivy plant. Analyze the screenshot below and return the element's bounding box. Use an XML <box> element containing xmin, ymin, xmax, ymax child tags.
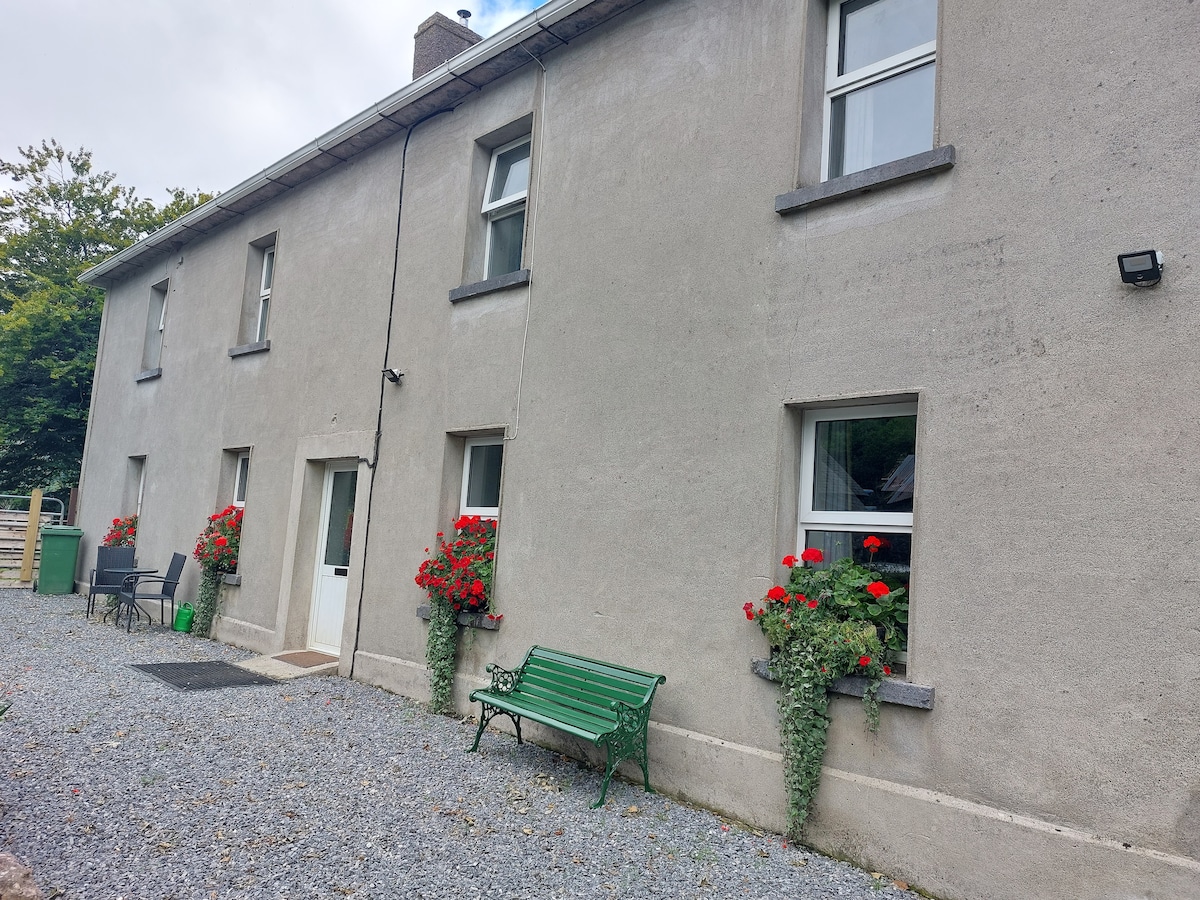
<box><xmin>744</xmin><ymin>541</ymin><xmax>908</xmax><ymax>838</ymax></box>
<box><xmin>192</xmin><ymin>504</ymin><xmax>243</xmax><ymax>637</ymax></box>
<box><xmin>415</xmin><ymin>515</ymin><xmax>497</xmax><ymax>715</ymax></box>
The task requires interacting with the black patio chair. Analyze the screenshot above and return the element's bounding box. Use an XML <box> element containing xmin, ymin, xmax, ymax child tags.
<box><xmin>117</xmin><ymin>552</ymin><xmax>186</xmax><ymax>631</ymax></box>
<box><xmin>86</xmin><ymin>545</ymin><xmax>136</xmax><ymax>616</ymax></box>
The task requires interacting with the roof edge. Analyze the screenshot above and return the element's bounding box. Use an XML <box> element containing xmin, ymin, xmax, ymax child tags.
<box><xmin>80</xmin><ymin>0</ymin><xmax>638</xmax><ymax>286</ymax></box>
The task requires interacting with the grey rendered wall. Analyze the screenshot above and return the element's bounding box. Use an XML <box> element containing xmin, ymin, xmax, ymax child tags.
<box><xmin>77</xmin><ymin>1</ymin><xmax>1200</xmax><ymax>897</ymax></box>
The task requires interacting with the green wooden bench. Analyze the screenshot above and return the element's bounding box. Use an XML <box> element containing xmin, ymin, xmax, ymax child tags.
<box><xmin>468</xmin><ymin>646</ymin><xmax>667</xmax><ymax>808</ymax></box>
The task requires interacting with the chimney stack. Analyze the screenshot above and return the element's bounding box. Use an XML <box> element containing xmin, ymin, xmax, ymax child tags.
<box><xmin>413</xmin><ymin>11</ymin><xmax>483</xmax><ymax>80</ymax></box>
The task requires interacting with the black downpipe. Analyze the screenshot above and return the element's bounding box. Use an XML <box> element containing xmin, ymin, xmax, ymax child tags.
<box><xmin>347</xmin><ymin>109</ymin><xmax>452</xmax><ymax>679</ymax></box>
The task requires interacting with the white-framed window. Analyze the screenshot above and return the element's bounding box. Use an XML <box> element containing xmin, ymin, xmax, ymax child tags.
<box><xmin>141</xmin><ymin>278</ymin><xmax>169</xmax><ymax>371</ymax></box>
<box><xmin>460</xmin><ymin>437</ymin><xmax>504</xmax><ymax>518</ymax></box>
<box><xmin>233</xmin><ymin>451</ymin><xmax>251</xmax><ymax>508</ymax></box>
<box><xmin>482</xmin><ymin>137</ymin><xmax>531</xmax><ymax>279</ymax></box>
<box><xmin>798</xmin><ymin>402</ymin><xmax>916</xmax><ymax>578</ymax></box>
<box><xmin>256</xmin><ymin>245</ymin><xmax>275</xmax><ymax>343</ymax></box>
<box><xmin>823</xmin><ymin>0</ymin><xmax>937</xmax><ymax>180</ymax></box>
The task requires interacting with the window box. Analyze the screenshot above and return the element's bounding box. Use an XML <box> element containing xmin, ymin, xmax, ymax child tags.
<box><xmin>750</xmin><ymin>657</ymin><xmax>934</xmax><ymax>709</ymax></box>
<box><xmin>416</xmin><ymin>604</ymin><xmax>502</xmax><ymax>631</ymax></box>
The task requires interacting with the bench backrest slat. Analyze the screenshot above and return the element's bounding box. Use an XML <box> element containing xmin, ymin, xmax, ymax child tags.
<box><xmin>515</xmin><ymin>675</ymin><xmax>621</xmax><ymax>725</ymax></box>
<box><xmin>511</xmin><ymin>646</ymin><xmax>665</xmax><ymax>724</ymax></box>
<box><xmin>523</xmin><ymin>660</ymin><xmax>651</xmax><ymax>708</ymax></box>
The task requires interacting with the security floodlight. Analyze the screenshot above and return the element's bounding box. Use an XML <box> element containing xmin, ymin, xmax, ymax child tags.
<box><xmin>382</xmin><ymin>368</ymin><xmax>404</xmax><ymax>384</ymax></box>
<box><xmin>1117</xmin><ymin>250</ymin><xmax>1163</xmax><ymax>286</ymax></box>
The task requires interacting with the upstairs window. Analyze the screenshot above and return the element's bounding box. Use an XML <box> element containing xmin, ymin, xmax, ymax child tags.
<box><xmin>481</xmin><ymin>137</ymin><xmax>531</xmax><ymax>279</ymax></box>
<box><xmin>824</xmin><ymin>0</ymin><xmax>937</xmax><ymax>179</ymax></box>
<box><xmin>233</xmin><ymin>451</ymin><xmax>251</xmax><ymax>508</ymax></box>
<box><xmin>256</xmin><ymin>245</ymin><xmax>275</xmax><ymax>343</ymax></box>
<box><xmin>460</xmin><ymin>437</ymin><xmax>504</xmax><ymax>519</ymax></box>
<box><xmin>140</xmin><ymin>278</ymin><xmax>169</xmax><ymax>372</ymax></box>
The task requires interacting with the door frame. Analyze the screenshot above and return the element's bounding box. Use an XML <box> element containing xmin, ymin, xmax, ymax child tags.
<box><xmin>308</xmin><ymin>460</ymin><xmax>358</xmax><ymax>654</ymax></box>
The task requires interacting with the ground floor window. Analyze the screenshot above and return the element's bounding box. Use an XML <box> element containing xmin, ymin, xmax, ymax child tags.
<box><xmin>798</xmin><ymin>401</ymin><xmax>916</xmax><ymax>581</ymax></box>
<box><xmin>460</xmin><ymin>436</ymin><xmax>503</xmax><ymax>519</ymax></box>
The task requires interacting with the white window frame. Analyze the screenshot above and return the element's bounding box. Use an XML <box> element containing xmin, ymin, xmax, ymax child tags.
<box><xmin>256</xmin><ymin>245</ymin><xmax>275</xmax><ymax>343</ymax></box>
<box><xmin>460</xmin><ymin>436</ymin><xmax>504</xmax><ymax>519</ymax></box>
<box><xmin>821</xmin><ymin>0</ymin><xmax>937</xmax><ymax>181</ymax></box>
<box><xmin>798</xmin><ymin>401</ymin><xmax>916</xmax><ymax>540</ymax></box>
<box><xmin>481</xmin><ymin>136</ymin><xmax>531</xmax><ymax>278</ymax></box>
<box><xmin>233</xmin><ymin>451</ymin><xmax>251</xmax><ymax>508</ymax></box>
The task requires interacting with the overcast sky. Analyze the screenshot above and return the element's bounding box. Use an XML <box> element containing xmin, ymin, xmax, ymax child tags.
<box><xmin>0</xmin><ymin>0</ymin><xmax>541</xmax><ymax>204</ymax></box>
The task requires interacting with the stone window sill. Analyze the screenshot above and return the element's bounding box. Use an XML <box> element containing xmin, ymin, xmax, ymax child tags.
<box><xmin>135</xmin><ymin>368</ymin><xmax>162</xmax><ymax>382</ymax></box>
<box><xmin>775</xmin><ymin>145</ymin><xmax>956</xmax><ymax>216</ymax></box>
<box><xmin>228</xmin><ymin>340</ymin><xmax>271</xmax><ymax>358</ymax></box>
<box><xmin>449</xmin><ymin>269</ymin><xmax>531</xmax><ymax>304</ymax></box>
<box><xmin>751</xmin><ymin>658</ymin><xmax>934</xmax><ymax>709</ymax></box>
<box><xmin>416</xmin><ymin>604</ymin><xmax>502</xmax><ymax>631</ymax></box>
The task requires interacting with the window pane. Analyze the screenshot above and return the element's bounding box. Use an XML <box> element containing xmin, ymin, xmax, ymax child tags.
<box><xmin>323</xmin><ymin>471</ymin><xmax>357</xmax><ymax>568</ymax></box>
<box><xmin>829</xmin><ymin>63</ymin><xmax>934</xmax><ymax>177</ymax></box>
<box><xmin>466</xmin><ymin>443</ymin><xmax>503</xmax><ymax>510</ymax></box>
<box><xmin>487</xmin><ymin>209</ymin><xmax>525</xmax><ymax>278</ymax></box>
<box><xmin>261</xmin><ymin>248</ymin><xmax>275</xmax><ymax>293</ymax></box>
<box><xmin>805</xmin><ymin>530</ymin><xmax>911</xmax><ymax>581</ymax></box>
<box><xmin>840</xmin><ymin>0</ymin><xmax>937</xmax><ymax>75</ymax></box>
<box><xmin>234</xmin><ymin>455</ymin><xmax>250</xmax><ymax>504</ymax></box>
<box><xmin>812</xmin><ymin>413</ymin><xmax>916</xmax><ymax>513</ymax></box>
<box><xmin>488</xmin><ymin>142</ymin><xmax>531</xmax><ymax>205</ymax></box>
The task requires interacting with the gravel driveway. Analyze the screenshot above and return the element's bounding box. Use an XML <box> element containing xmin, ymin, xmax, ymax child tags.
<box><xmin>0</xmin><ymin>588</ymin><xmax>921</xmax><ymax>899</ymax></box>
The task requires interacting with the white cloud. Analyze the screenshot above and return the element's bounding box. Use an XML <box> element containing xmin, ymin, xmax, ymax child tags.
<box><xmin>0</xmin><ymin>0</ymin><xmax>540</xmax><ymax>203</ymax></box>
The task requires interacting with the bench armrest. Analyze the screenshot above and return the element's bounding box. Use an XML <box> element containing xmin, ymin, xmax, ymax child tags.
<box><xmin>609</xmin><ymin>698</ymin><xmax>652</xmax><ymax>735</ymax></box>
<box><xmin>483</xmin><ymin>662</ymin><xmax>522</xmax><ymax>694</ymax></box>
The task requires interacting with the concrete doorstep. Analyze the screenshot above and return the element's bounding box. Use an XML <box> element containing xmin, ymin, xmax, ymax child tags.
<box><xmin>234</xmin><ymin>651</ymin><xmax>339</xmax><ymax>681</ymax></box>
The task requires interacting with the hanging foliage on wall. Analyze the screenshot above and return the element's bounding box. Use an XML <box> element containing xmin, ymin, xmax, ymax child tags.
<box><xmin>745</xmin><ymin>542</ymin><xmax>907</xmax><ymax>837</ymax></box>
<box><xmin>414</xmin><ymin>515</ymin><xmax>496</xmax><ymax>714</ymax></box>
<box><xmin>192</xmin><ymin>504</ymin><xmax>243</xmax><ymax>637</ymax></box>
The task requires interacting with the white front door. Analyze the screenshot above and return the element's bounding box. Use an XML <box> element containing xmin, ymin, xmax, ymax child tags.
<box><xmin>309</xmin><ymin>462</ymin><xmax>357</xmax><ymax>655</ymax></box>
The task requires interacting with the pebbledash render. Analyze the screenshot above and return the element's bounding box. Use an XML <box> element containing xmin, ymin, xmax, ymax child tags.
<box><xmin>75</xmin><ymin>2</ymin><xmax>1200</xmax><ymax>898</ymax></box>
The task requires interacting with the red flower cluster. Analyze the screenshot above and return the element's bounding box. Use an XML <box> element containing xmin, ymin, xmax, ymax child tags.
<box><xmin>194</xmin><ymin>504</ymin><xmax>243</xmax><ymax>573</ymax></box>
<box><xmin>414</xmin><ymin>516</ymin><xmax>497</xmax><ymax>614</ymax></box>
<box><xmin>800</xmin><ymin>547</ymin><xmax>823</xmax><ymax>564</ymax></box>
<box><xmin>865</xmin><ymin>581</ymin><xmax>890</xmax><ymax>598</ymax></box>
<box><xmin>862</xmin><ymin>536</ymin><xmax>883</xmax><ymax>552</ymax></box>
<box><xmin>101</xmin><ymin>514</ymin><xmax>138</xmax><ymax>548</ymax></box>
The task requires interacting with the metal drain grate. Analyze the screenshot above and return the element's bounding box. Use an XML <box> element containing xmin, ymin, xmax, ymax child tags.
<box><xmin>130</xmin><ymin>661</ymin><xmax>278</xmax><ymax>692</ymax></box>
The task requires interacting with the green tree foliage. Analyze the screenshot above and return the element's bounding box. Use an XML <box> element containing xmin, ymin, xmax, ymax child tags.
<box><xmin>0</xmin><ymin>139</ymin><xmax>212</xmax><ymax>493</ymax></box>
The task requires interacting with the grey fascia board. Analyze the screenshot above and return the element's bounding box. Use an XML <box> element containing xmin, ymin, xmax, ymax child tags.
<box><xmin>775</xmin><ymin>145</ymin><xmax>956</xmax><ymax>215</ymax></box>
<box><xmin>79</xmin><ymin>0</ymin><xmax>620</xmax><ymax>287</ymax></box>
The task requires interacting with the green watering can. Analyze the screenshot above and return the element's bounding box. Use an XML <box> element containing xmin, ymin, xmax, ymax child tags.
<box><xmin>172</xmin><ymin>602</ymin><xmax>195</xmax><ymax>633</ymax></box>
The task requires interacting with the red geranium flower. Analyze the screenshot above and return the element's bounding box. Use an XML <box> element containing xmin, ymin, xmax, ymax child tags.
<box><xmin>800</xmin><ymin>548</ymin><xmax>823</xmax><ymax>564</ymax></box>
<box><xmin>806</xmin><ymin>599</ymin><xmax>818</xmax><ymax>609</ymax></box>
<box><xmin>883</xmin><ymin>665</ymin><xmax>892</xmax><ymax>676</ymax></box>
<box><xmin>866</xmin><ymin>581</ymin><xmax>890</xmax><ymax>598</ymax></box>
<box><xmin>858</xmin><ymin>655</ymin><xmax>871</xmax><ymax>667</ymax></box>
<box><xmin>742</xmin><ymin>601</ymin><xmax>755</xmax><ymax>621</ymax></box>
<box><xmin>767</xmin><ymin>585</ymin><xmax>787</xmax><ymax>601</ymax></box>
<box><xmin>863</xmin><ymin>536</ymin><xmax>882</xmax><ymax>552</ymax></box>
<box><xmin>781</xmin><ymin>555</ymin><xmax>798</xmax><ymax>568</ymax></box>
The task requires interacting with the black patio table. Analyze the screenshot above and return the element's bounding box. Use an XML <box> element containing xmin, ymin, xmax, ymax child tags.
<box><xmin>102</xmin><ymin>567</ymin><xmax>159</xmax><ymax>627</ymax></box>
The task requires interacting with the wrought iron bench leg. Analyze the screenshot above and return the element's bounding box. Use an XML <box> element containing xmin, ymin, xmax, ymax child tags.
<box><xmin>469</xmin><ymin>703</ymin><xmax>523</xmax><ymax>752</ymax></box>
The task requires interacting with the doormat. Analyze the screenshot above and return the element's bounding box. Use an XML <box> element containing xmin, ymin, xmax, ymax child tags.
<box><xmin>130</xmin><ymin>661</ymin><xmax>278</xmax><ymax>691</ymax></box>
<box><xmin>273</xmin><ymin>651</ymin><xmax>338</xmax><ymax>668</ymax></box>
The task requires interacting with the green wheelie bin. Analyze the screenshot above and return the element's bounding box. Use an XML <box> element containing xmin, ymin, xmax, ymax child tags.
<box><xmin>37</xmin><ymin>525</ymin><xmax>84</xmax><ymax>594</ymax></box>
